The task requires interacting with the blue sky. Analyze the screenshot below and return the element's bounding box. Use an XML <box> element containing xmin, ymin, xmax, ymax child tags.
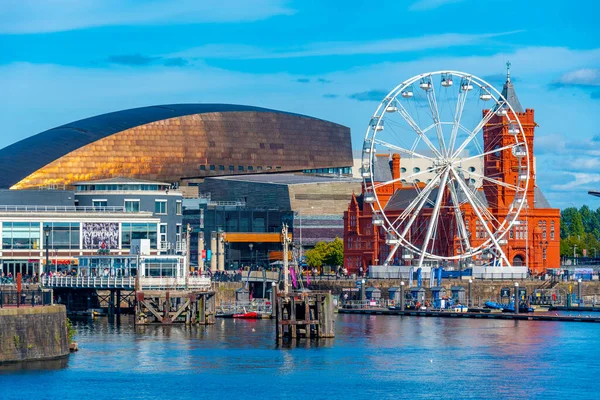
<box><xmin>0</xmin><ymin>0</ymin><xmax>599</xmax><ymax>208</ymax></box>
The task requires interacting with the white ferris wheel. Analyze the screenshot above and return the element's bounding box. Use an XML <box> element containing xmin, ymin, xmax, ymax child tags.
<box><xmin>362</xmin><ymin>70</ymin><xmax>530</xmax><ymax>268</ymax></box>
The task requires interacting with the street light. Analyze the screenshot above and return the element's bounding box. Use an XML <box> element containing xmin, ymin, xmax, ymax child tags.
<box><xmin>468</xmin><ymin>279</ymin><xmax>473</xmax><ymax>308</ymax></box>
<box><xmin>573</xmin><ymin>244</ymin><xmax>578</xmax><ymax>265</ymax></box>
<box><xmin>249</xmin><ymin>243</ymin><xmax>254</xmax><ymax>267</ymax></box>
<box><xmin>43</xmin><ymin>225</ymin><xmax>51</xmax><ymax>275</ymax></box>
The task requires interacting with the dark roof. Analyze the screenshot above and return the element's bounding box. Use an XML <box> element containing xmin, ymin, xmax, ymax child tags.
<box><xmin>534</xmin><ymin>186</ymin><xmax>552</xmax><ymax>208</ymax></box>
<box><xmin>0</xmin><ymin>104</ymin><xmax>318</xmax><ymax>189</ymax></box>
<box><xmin>498</xmin><ymin>78</ymin><xmax>524</xmax><ymax>113</ymax></box>
<box><xmin>208</xmin><ymin>173</ymin><xmax>360</xmax><ymax>186</ymax></box>
<box><xmin>384</xmin><ymin>186</ymin><xmax>489</xmax><ymax>212</ymax></box>
<box><xmin>75</xmin><ymin>177</ymin><xmax>171</xmax><ymax>186</ymax></box>
<box><xmin>373</xmin><ymin>154</ymin><xmax>393</xmax><ymax>182</ymax></box>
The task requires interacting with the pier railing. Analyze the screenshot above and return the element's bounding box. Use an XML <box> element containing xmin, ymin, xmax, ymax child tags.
<box><xmin>42</xmin><ymin>276</ymin><xmax>211</xmax><ymax>291</ymax></box>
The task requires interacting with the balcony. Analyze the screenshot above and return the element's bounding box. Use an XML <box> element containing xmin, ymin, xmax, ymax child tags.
<box><xmin>0</xmin><ymin>205</ymin><xmax>128</xmax><ymax>213</ymax></box>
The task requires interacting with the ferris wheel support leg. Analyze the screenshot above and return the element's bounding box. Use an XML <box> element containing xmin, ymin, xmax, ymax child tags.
<box><xmin>383</xmin><ymin>243</ymin><xmax>401</xmax><ymax>266</ymax></box>
<box><xmin>417</xmin><ymin>169</ymin><xmax>450</xmax><ymax>270</ymax></box>
<box><xmin>450</xmin><ymin>168</ymin><xmax>511</xmax><ymax>267</ymax></box>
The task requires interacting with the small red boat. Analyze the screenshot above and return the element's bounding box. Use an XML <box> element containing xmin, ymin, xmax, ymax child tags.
<box><xmin>233</xmin><ymin>311</ymin><xmax>259</xmax><ymax>319</ymax></box>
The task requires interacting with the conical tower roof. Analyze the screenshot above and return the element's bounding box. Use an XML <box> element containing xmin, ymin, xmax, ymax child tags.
<box><xmin>498</xmin><ymin>61</ymin><xmax>524</xmax><ymax>113</ymax></box>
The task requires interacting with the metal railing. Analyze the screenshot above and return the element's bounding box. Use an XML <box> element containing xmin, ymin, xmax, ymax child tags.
<box><xmin>0</xmin><ymin>205</ymin><xmax>127</xmax><ymax>213</ymax></box>
<box><xmin>42</xmin><ymin>275</ymin><xmax>211</xmax><ymax>290</ymax></box>
<box><xmin>0</xmin><ymin>289</ymin><xmax>53</xmax><ymax>308</ymax></box>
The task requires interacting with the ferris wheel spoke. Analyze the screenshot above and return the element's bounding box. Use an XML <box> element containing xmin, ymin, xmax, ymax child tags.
<box><xmin>459</xmin><ymin>168</ymin><xmax>525</xmax><ymax>192</ymax></box>
<box><xmin>453</xmin><ymin>142</ymin><xmax>523</xmax><ymax>164</ymax></box>
<box><xmin>373</xmin><ymin>139</ymin><xmax>435</xmax><ymax>162</ymax></box>
<box><xmin>447</xmin><ymin>177</ymin><xmax>471</xmax><ymax>252</ymax></box>
<box><xmin>373</xmin><ymin>166</ymin><xmax>442</xmax><ymax>190</ymax></box>
<box><xmin>448</xmin><ymin>76</ymin><xmax>471</xmax><ymax>155</ymax></box>
<box><xmin>451</xmin><ymin>102</ymin><xmax>506</xmax><ymax>159</ymax></box>
<box><xmin>417</xmin><ymin>168</ymin><xmax>450</xmax><ymax>268</ymax></box>
<box><xmin>426</xmin><ymin>82</ymin><xmax>447</xmax><ymax>157</ymax></box>
<box><xmin>391</xmin><ymin>173</ymin><xmax>440</xmax><ymax>229</ymax></box>
<box><xmin>450</xmin><ymin>168</ymin><xmax>511</xmax><ymax>266</ymax></box>
<box><xmin>394</xmin><ymin>103</ymin><xmax>444</xmax><ymax>159</ymax></box>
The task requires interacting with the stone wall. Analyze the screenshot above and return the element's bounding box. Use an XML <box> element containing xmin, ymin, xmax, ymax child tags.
<box><xmin>310</xmin><ymin>279</ymin><xmax>600</xmax><ymax>306</ymax></box>
<box><xmin>0</xmin><ymin>305</ymin><xmax>69</xmax><ymax>363</ymax></box>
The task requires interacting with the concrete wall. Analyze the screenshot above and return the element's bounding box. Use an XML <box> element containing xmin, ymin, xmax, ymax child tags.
<box><xmin>0</xmin><ymin>305</ymin><xmax>69</xmax><ymax>363</ymax></box>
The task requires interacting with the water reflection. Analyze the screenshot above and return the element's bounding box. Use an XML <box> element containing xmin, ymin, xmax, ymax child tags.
<box><xmin>0</xmin><ymin>314</ymin><xmax>597</xmax><ymax>399</ymax></box>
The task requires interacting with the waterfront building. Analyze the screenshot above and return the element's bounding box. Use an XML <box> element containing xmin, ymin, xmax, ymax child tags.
<box><xmin>0</xmin><ymin>178</ymin><xmax>184</xmax><ymax>278</ymax></box>
<box><xmin>188</xmin><ymin>174</ymin><xmax>361</xmax><ymax>268</ymax></box>
<box><xmin>343</xmin><ymin>74</ymin><xmax>560</xmax><ymax>275</ymax></box>
<box><xmin>0</xmin><ymin>104</ymin><xmax>352</xmax><ymax>190</ymax></box>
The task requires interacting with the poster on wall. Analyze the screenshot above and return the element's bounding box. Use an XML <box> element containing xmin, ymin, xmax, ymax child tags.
<box><xmin>82</xmin><ymin>222</ymin><xmax>119</xmax><ymax>249</ymax></box>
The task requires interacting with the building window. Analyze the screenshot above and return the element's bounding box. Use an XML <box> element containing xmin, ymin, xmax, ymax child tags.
<box><xmin>176</xmin><ymin>201</ymin><xmax>182</xmax><ymax>216</ymax></box>
<box><xmin>401</xmin><ymin>167</ymin><xmax>406</xmax><ymax>173</ymax></box>
<box><xmin>551</xmin><ymin>221</ymin><xmax>555</xmax><ymax>240</ymax></box>
<box><xmin>510</xmin><ymin>229</ymin><xmax>514</xmax><ymax>239</ymax></box>
<box><xmin>219</xmin><ymin>165</ymin><xmax>225</xmax><ymax>171</ymax></box>
<box><xmin>124</xmin><ymin>199</ymin><xmax>140</xmax><ymax>213</ymax></box>
<box><xmin>155</xmin><ymin>200</ymin><xmax>167</xmax><ymax>215</ymax></box>
<box><xmin>468</xmin><ymin>166</ymin><xmax>476</xmax><ymax>172</ymax></box>
<box><xmin>200</xmin><ymin>165</ymin><xmax>206</xmax><ymax>171</ymax></box>
<box><xmin>210</xmin><ymin>165</ymin><xmax>215</xmax><ymax>171</ymax></box>
<box><xmin>413</xmin><ymin>167</ymin><xmax>420</xmax><ymax>173</ymax></box>
<box><xmin>92</xmin><ymin>199</ymin><xmax>107</xmax><ymax>210</ymax></box>
<box><xmin>543</xmin><ymin>248</ymin><xmax>547</xmax><ymax>260</ymax></box>
<box><xmin>121</xmin><ymin>223</ymin><xmax>157</xmax><ymax>249</ymax></box>
<box><xmin>229</xmin><ymin>165</ymin><xmax>234</xmax><ymax>171</ymax></box>
<box><xmin>43</xmin><ymin>222</ymin><xmax>80</xmax><ymax>250</ymax></box>
<box><xmin>257</xmin><ymin>166</ymin><xmax>263</xmax><ymax>171</ymax></box>
<box><xmin>159</xmin><ymin>224</ymin><xmax>168</xmax><ymax>247</ymax></box>
<box><xmin>248</xmin><ymin>166</ymin><xmax>253</xmax><ymax>171</ymax></box>
<box><xmin>238</xmin><ymin>166</ymin><xmax>244</xmax><ymax>171</ymax></box>
<box><xmin>176</xmin><ymin>224</ymin><xmax>182</xmax><ymax>244</ymax></box>
<box><xmin>2</xmin><ymin>222</ymin><xmax>41</xmax><ymax>250</ymax></box>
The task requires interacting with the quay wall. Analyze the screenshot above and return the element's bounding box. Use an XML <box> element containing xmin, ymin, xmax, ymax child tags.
<box><xmin>310</xmin><ymin>279</ymin><xmax>600</xmax><ymax>304</ymax></box>
<box><xmin>0</xmin><ymin>305</ymin><xmax>69</xmax><ymax>363</ymax></box>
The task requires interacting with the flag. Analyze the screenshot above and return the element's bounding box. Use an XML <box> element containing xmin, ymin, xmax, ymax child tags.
<box><xmin>290</xmin><ymin>266</ymin><xmax>297</xmax><ymax>288</ymax></box>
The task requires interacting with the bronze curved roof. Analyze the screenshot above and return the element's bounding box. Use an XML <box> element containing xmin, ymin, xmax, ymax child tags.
<box><xmin>0</xmin><ymin>104</ymin><xmax>352</xmax><ymax>189</ymax></box>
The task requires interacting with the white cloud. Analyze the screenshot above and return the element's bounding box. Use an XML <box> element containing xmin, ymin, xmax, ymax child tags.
<box><xmin>0</xmin><ymin>0</ymin><xmax>294</xmax><ymax>34</ymax></box>
<box><xmin>410</xmin><ymin>0</ymin><xmax>465</xmax><ymax>11</ymax></box>
<box><xmin>173</xmin><ymin>31</ymin><xmax>522</xmax><ymax>59</ymax></box>
<box><xmin>554</xmin><ymin>68</ymin><xmax>600</xmax><ymax>87</ymax></box>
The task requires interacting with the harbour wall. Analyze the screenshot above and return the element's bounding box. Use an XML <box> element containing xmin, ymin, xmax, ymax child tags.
<box><xmin>309</xmin><ymin>279</ymin><xmax>600</xmax><ymax>304</ymax></box>
<box><xmin>0</xmin><ymin>305</ymin><xmax>70</xmax><ymax>363</ymax></box>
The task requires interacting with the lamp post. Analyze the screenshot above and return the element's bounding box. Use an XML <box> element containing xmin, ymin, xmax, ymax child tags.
<box><xmin>43</xmin><ymin>225</ymin><xmax>51</xmax><ymax>276</ymax></box>
<box><xmin>400</xmin><ymin>281</ymin><xmax>405</xmax><ymax>311</ymax></box>
<box><xmin>249</xmin><ymin>243</ymin><xmax>254</xmax><ymax>267</ymax></box>
<box><xmin>468</xmin><ymin>279</ymin><xmax>473</xmax><ymax>308</ymax></box>
<box><xmin>578</xmin><ymin>278</ymin><xmax>583</xmax><ymax>305</ymax></box>
<box><xmin>573</xmin><ymin>244</ymin><xmax>577</xmax><ymax>265</ymax></box>
<box><xmin>514</xmin><ymin>281</ymin><xmax>519</xmax><ymax>315</ymax></box>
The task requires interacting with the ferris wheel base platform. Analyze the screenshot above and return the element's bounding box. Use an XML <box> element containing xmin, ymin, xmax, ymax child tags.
<box><xmin>368</xmin><ymin>265</ymin><xmax>528</xmax><ymax>280</ymax></box>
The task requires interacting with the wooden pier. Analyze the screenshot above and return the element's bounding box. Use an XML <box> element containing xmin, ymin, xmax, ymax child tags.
<box><xmin>275</xmin><ymin>291</ymin><xmax>335</xmax><ymax>339</ymax></box>
<box><xmin>135</xmin><ymin>290</ymin><xmax>216</xmax><ymax>325</ymax></box>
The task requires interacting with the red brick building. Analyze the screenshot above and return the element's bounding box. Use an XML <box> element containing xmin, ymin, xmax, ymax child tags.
<box><xmin>344</xmin><ymin>76</ymin><xmax>560</xmax><ymax>275</ymax></box>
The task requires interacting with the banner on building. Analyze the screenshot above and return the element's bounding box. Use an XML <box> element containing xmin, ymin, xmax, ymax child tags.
<box><xmin>82</xmin><ymin>222</ymin><xmax>119</xmax><ymax>249</ymax></box>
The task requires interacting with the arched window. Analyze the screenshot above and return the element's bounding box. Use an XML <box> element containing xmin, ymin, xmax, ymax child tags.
<box><xmin>512</xmin><ymin>255</ymin><xmax>524</xmax><ymax>266</ymax></box>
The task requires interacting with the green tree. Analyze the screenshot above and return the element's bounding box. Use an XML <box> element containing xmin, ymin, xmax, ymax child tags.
<box><xmin>323</xmin><ymin>237</ymin><xmax>344</xmax><ymax>267</ymax></box>
<box><xmin>570</xmin><ymin>213</ymin><xmax>585</xmax><ymax>238</ymax></box>
<box><xmin>305</xmin><ymin>241</ymin><xmax>328</xmax><ymax>267</ymax></box>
